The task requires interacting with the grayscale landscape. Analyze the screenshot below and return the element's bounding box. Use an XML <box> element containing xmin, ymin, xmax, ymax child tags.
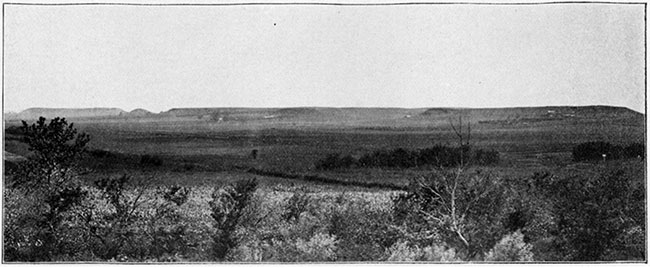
<box><xmin>2</xmin><ymin>2</ymin><xmax>646</xmax><ymax>263</ymax></box>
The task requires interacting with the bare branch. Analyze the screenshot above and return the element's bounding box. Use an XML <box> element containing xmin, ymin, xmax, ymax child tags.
<box><xmin>448</xmin><ymin>117</ymin><xmax>463</xmax><ymax>143</ymax></box>
<box><xmin>455</xmin><ymin>229</ymin><xmax>470</xmax><ymax>248</ymax></box>
<box><xmin>416</xmin><ymin>176</ymin><xmax>451</xmax><ymax>213</ymax></box>
<box><xmin>420</xmin><ymin>210</ymin><xmax>445</xmax><ymax>225</ymax></box>
<box><xmin>466</xmin><ymin>119</ymin><xmax>471</xmax><ymax>147</ymax></box>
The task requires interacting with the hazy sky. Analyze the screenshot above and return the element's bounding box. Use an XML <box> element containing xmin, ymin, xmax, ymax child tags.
<box><xmin>3</xmin><ymin>3</ymin><xmax>646</xmax><ymax>113</ymax></box>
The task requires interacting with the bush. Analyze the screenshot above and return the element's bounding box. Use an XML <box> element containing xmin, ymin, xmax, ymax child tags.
<box><xmin>531</xmin><ymin>166</ymin><xmax>645</xmax><ymax>261</ymax></box>
<box><xmin>392</xmin><ymin>170</ymin><xmax>509</xmax><ymax>259</ymax></box>
<box><xmin>484</xmin><ymin>231</ymin><xmax>534</xmax><ymax>261</ymax></box>
<box><xmin>572</xmin><ymin>141</ymin><xmax>645</xmax><ymax>162</ymax></box>
<box><xmin>209</xmin><ymin>179</ymin><xmax>258</xmax><ymax>260</ymax></box>
<box><xmin>76</xmin><ymin>176</ymin><xmax>198</xmax><ymax>262</ymax></box>
<box><xmin>82</xmin><ymin>175</ymin><xmax>146</xmax><ymax>260</ymax></box>
<box><xmin>416</xmin><ymin>145</ymin><xmax>467</xmax><ymax>167</ymax></box>
<box><xmin>386</xmin><ymin>241</ymin><xmax>421</xmax><ymax>261</ymax></box>
<box><xmin>282</xmin><ymin>189</ymin><xmax>310</xmax><ymax>223</ymax></box>
<box><xmin>328</xmin><ymin>196</ymin><xmax>399</xmax><ymax>261</ymax></box>
<box><xmin>88</xmin><ymin>149</ymin><xmax>116</xmax><ymax>158</ymax></box>
<box><xmin>294</xmin><ymin>233</ymin><xmax>339</xmax><ymax>261</ymax></box>
<box><xmin>146</xmin><ymin>186</ymin><xmax>192</xmax><ymax>261</ymax></box>
<box><xmin>140</xmin><ymin>154</ymin><xmax>163</xmax><ymax>166</ymax></box>
<box><xmin>623</xmin><ymin>143</ymin><xmax>645</xmax><ymax>159</ymax></box>
<box><xmin>159</xmin><ymin>185</ymin><xmax>190</xmax><ymax>206</ymax></box>
<box><xmin>315</xmin><ymin>154</ymin><xmax>356</xmax><ymax>170</ymax></box>
<box><xmin>318</xmin><ymin>145</ymin><xmax>499</xmax><ymax>171</ymax></box>
<box><xmin>572</xmin><ymin>141</ymin><xmax>617</xmax><ymax>161</ymax></box>
<box><xmin>385</xmin><ymin>241</ymin><xmax>460</xmax><ymax>262</ymax></box>
<box><xmin>473</xmin><ymin>148</ymin><xmax>500</xmax><ymax>166</ymax></box>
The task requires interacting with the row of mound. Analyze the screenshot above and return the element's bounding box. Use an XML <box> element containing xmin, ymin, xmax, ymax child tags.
<box><xmin>4</xmin><ymin>106</ymin><xmax>642</xmax><ymax>122</ymax></box>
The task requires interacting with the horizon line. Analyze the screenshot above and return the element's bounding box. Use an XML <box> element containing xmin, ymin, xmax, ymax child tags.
<box><xmin>4</xmin><ymin>104</ymin><xmax>645</xmax><ymax>114</ymax></box>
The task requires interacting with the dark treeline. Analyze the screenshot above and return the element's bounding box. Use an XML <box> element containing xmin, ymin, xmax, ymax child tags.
<box><xmin>315</xmin><ymin>145</ymin><xmax>500</xmax><ymax>170</ymax></box>
<box><xmin>572</xmin><ymin>141</ymin><xmax>645</xmax><ymax>162</ymax></box>
<box><xmin>246</xmin><ymin>167</ymin><xmax>406</xmax><ymax>191</ymax></box>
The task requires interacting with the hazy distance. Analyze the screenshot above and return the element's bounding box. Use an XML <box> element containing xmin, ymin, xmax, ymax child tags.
<box><xmin>3</xmin><ymin>3</ymin><xmax>645</xmax><ymax>113</ymax></box>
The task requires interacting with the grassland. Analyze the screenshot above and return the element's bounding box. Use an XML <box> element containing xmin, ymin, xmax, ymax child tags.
<box><xmin>5</xmin><ymin>105</ymin><xmax>644</xmax><ymax>189</ymax></box>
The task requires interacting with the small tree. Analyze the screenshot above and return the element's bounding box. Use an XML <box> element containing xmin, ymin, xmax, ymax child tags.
<box><xmin>393</xmin><ymin>116</ymin><xmax>508</xmax><ymax>259</ymax></box>
<box><xmin>12</xmin><ymin>117</ymin><xmax>90</xmax><ymax>189</ymax></box>
<box><xmin>7</xmin><ymin>117</ymin><xmax>90</xmax><ymax>260</ymax></box>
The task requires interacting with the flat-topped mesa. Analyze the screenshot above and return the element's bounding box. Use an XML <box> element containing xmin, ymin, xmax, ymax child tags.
<box><xmin>162</xmin><ymin>107</ymin><xmax>275</xmax><ymax>117</ymax></box>
<box><xmin>5</xmin><ymin>105</ymin><xmax>641</xmax><ymax>122</ymax></box>
<box><xmin>10</xmin><ymin>107</ymin><xmax>125</xmax><ymax>120</ymax></box>
<box><xmin>419</xmin><ymin>105</ymin><xmax>643</xmax><ymax>118</ymax></box>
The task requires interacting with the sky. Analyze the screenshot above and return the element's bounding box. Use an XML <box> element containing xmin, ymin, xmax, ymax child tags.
<box><xmin>3</xmin><ymin>3</ymin><xmax>646</xmax><ymax>113</ymax></box>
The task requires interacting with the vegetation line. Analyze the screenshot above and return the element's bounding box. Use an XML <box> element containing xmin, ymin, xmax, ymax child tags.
<box><xmin>244</xmin><ymin>167</ymin><xmax>407</xmax><ymax>191</ymax></box>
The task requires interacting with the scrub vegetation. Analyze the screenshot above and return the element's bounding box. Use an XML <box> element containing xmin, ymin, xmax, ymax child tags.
<box><xmin>3</xmin><ymin>107</ymin><xmax>645</xmax><ymax>262</ymax></box>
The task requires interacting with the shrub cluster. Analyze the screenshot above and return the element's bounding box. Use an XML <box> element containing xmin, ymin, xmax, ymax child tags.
<box><xmin>140</xmin><ymin>154</ymin><xmax>163</xmax><ymax>166</ymax></box>
<box><xmin>315</xmin><ymin>145</ymin><xmax>499</xmax><ymax>170</ymax></box>
<box><xmin>209</xmin><ymin>178</ymin><xmax>258</xmax><ymax>260</ymax></box>
<box><xmin>526</xmin><ymin>168</ymin><xmax>645</xmax><ymax>261</ymax></box>
<box><xmin>247</xmin><ymin>167</ymin><xmax>405</xmax><ymax>191</ymax></box>
<box><xmin>572</xmin><ymin>141</ymin><xmax>644</xmax><ymax>161</ymax></box>
<box><xmin>88</xmin><ymin>149</ymin><xmax>117</xmax><ymax>158</ymax></box>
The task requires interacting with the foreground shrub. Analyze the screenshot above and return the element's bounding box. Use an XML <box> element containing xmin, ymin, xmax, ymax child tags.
<box><xmin>530</xmin><ymin>165</ymin><xmax>645</xmax><ymax>261</ymax></box>
<box><xmin>393</xmin><ymin>170</ymin><xmax>509</xmax><ymax>260</ymax></box>
<box><xmin>159</xmin><ymin>185</ymin><xmax>190</xmax><ymax>206</ymax></box>
<box><xmin>294</xmin><ymin>233</ymin><xmax>339</xmax><ymax>261</ymax></box>
<box><xmin>484</xmin><ymin>231</ymin><xmax>534</xmax><ymax>261</ymax></box>
<box><xmin>282</xmin><ymin>188</ymin><xmax>310</xmax><ymax>223</ymax></box>
<box><xmin>81</xmin><ymin>175</ymin><xmax>147</xmax><ymax>260</ymax></box>
<box><xmin>228</xmin><ymin>187</ymin><xmax>337</xmax><ymax>262</ymax></box>
<box><xmin>209</xmin><ymin>178</ymin><xmax>258</xmax><ymax>260</ymax></box>
<box><xmin>77</xmin><ymin>177</ymin><xmax>198</xmax><ymax>262</ymax></box>
<box><xmin>385</xmin><ymin>241</ymin><xmax>460</xmax><ymax>262</ymax></box>
<box><xmin>328</xmin><ymin>194</ymin><xmax>399</xmax><ymax>261</ymax></box>
<box><xmin>572</xmin><ymin>141</ymin><xmax>645</xmax><ymax>161</ymax></box>
<box><xmin>147</xmin><ymin>185</ymin><xmax>193</xmax><ymax>260</ymax></box>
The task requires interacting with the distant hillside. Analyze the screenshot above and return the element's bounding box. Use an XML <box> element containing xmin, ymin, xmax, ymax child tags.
<box><xmin>418</xmin><ymin>105</ymin><xmax>644</xmax><ymax>125</ymax></box>
<box><xmin>4</xmin><ymin>105</ymin><xmax>642</xmax><ymax>124</ymax></box>
<box><xmin>124</xmin><ymin>108</ymin><xmax>153</xmax><ymax>117</ymax></box>
<box><xmin>7</xmin><ymin>108</ymin><xmax>125</xmax><ymax>120</ymax></box>
<box><xmin>162</xmin><ymin>108</ymin><xmax>275</xmax><ymax>117</ymax></box>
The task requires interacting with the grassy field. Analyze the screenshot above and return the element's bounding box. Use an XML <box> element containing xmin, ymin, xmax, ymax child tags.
<box><xmin>4</xmin><ymin>105</ymin><xmax>645</xmax><ymax>188</ymax></box>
